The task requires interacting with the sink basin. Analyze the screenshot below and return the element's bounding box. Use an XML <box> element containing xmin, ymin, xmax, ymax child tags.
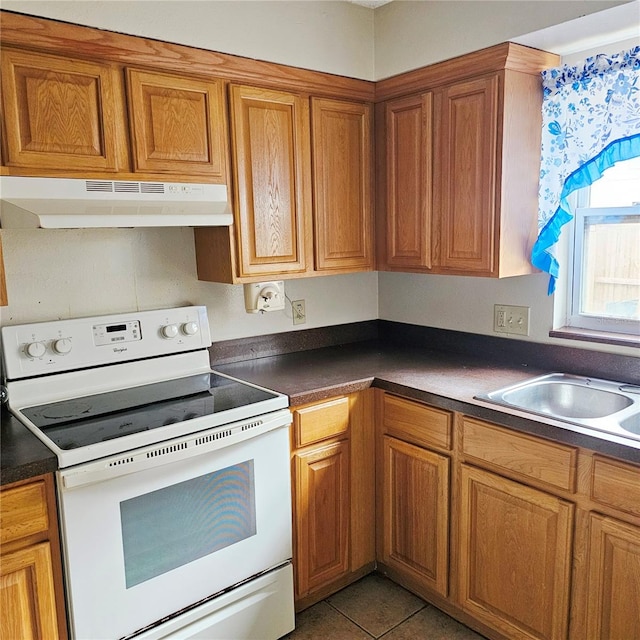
<box><xmin>476</xmin><ymin>374</ymin><xmax>640</xmax><ymax>442</ymax></box>
<box><xmin>501</xmin><ymin>381</ymin><xmax>632</xmax><ymax>419</ymax></box>
<box><xmin>620</xmin><ymin>412</ymin><xmax>640</xmax><ymax>437</ymax></box>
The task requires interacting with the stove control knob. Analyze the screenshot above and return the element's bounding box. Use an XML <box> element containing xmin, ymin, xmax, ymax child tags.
<box><xmin>161</xmin><ymin>324</ymin><xmax>179</xmax><ymax>339</ymax></box>
<box><xmin>25</xmin><ymin>341</ymin><xmax>46</xmax><ymax>358</ymax></box>
<box><xmin>52</xmin><ymin>338</ymin><xmax>73</xmax><ymax>355</ymax></box>
<box><xmin>182</xmin><ymin>321</ymin><xmax>199</xmax><ymax>336</ymax></box>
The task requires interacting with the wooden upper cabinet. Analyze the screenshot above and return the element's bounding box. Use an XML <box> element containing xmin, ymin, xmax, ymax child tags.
<box><xmin>228</xmin><ymin>84</ymin><xmax>312</xmax><ymax>278</ymax></box>
<box><xmin>1</xmin><ymin>48</ymin><xmax>127</xmax><ymax>173</ymax></box>
<box><xmin>433</xmin><ymin>76</ymin><xmax>498</xmax><ymax>274</ymax></box>
<box><xmin>377</xmin><ymin>44</ymin><xmax>555</xmax><ymax>278</ymax></box>
<box><xmin>384</xmin><ymin>93</ymin><xmax>432</xmax><ymax>270</ymax></box>
<box><xmin>126</xmin><ymin>69</ymin><xmax>227</xmax><ymax>181</ymax></box>
<box><xmin>311</xmin><ymin>98</ymin><xmax>373</xmax><ymax>272</ymax></box>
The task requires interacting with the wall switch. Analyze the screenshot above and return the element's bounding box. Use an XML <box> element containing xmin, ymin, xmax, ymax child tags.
<box><xmin>494</xmin><ymin>304</ymin><xmax>530</xmax><ymax>336</ymax></box>
<box><xmin>292</xmin><ymin>300</ymin><xmax>306</xmax><ymax>325</ymax></box>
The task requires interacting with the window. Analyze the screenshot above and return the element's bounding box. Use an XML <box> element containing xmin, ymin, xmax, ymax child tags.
<box><xmin>568</xmin><ymin>157</ymin><xmax>640</xmax><ymax>337</ymax></box>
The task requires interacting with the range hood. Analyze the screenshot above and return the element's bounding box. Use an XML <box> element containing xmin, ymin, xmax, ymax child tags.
<box><xmin>0</xmin><ymin>177</ymin><xmax>233</xmax><ymax>228</ymax></box>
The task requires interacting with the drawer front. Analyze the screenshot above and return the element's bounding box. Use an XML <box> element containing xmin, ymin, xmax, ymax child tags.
<box><xmin>591</xmin><ymin>456</ymin><xmax>640</xmax><ymax>518</ymax></box>
<box><xmin>1</xmin><ymin>480</ymin><xmax>49</xmax><ymax>545</ymax></box>
<box><xmin>462</xmin><ymin>417</ymin><xmax>577</xmax><ymax>492</ymax></box>
<box><xmin>383</xmin><ymin>394</ymin><xmax>452</xmax><ymax>451</ymax></box>
<box><xmin>293</xmin><ymin>397</ymin><xmax>349</xmax><ymax>448</ymax></box>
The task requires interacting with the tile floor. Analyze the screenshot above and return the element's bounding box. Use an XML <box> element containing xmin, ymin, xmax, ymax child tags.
<box><xmin>283</xmin><ymin>573</ymin><xmax>486</xmax><ymax>639</ymax></box>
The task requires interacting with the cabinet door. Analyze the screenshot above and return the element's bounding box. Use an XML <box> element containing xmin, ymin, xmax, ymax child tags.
<box><xmin>0</xmin><ymin>542</ymin><xmax>60</xmax><ymax>640</ymax></box>
<box><xmin>585</xmin><ymin>514</ymin><xmax>640</xmax><ymax>640</ymax></box>
<box><xmin>126</xmin><ymin>69</ymin><xmax>227</xmax><ymax>181</ymax></box>
<box><xmin>381</xmin><ymin>436</ymin><xmax>449</xmax><ymax>597</ymax></box>
<box><xmin>311</xmin><ymin>98</ymin><xmax>373</xmax><ymax>272</ymax></box>
<box><xmin>294</xmin><ymin>440</ymin><xmax>349</xmax><ymax>598</ymax></box>
<box><xmin>434</xmin><ymin>76</ymin><xmax>499</xmax><ymax>274</ymax></box>
<box><xmin>459</xmin><ymin>464</ymin><xmax>573</xmax><ymax>640</ymax></box>
<box><xmin>1</xmin><ymin>48</ymin><xmax>127</xmax><ymax>173</ymax></box>
<box><xmin>384</xmin><ymin>93</ymin><xmax>432</xmax><ymax>270</ymax></box>
<box><xmin>229</xmin><ymin>85</ymin><xmax>312</xmax><ymax>278</ymax></box>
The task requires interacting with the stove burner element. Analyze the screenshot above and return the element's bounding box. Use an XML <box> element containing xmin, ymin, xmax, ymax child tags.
<box><xmin>42</xmin><ymin>401</ymin><xmax>92</xmax><ymax>420</ymax></box>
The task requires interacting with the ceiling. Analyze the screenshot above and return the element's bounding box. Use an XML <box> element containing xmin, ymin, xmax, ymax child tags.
<box><xmin>348</xmin><ymin>0</ymin><xmax>393</xmax><ymax>8</ymax></box>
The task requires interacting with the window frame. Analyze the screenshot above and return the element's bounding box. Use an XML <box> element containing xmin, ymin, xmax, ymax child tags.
<box><xmin>567</xmin><ymin>187</ymin><xmax>640</xmax><ymax>337</ymax></box>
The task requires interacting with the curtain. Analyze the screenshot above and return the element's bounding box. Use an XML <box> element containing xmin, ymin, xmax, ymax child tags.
<box><xmin>532</xmin><ymin>45</ymin><xmax>640</xmax><ymax>294</ymax></box>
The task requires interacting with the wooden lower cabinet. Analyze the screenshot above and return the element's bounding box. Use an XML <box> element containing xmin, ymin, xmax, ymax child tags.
<box><xmin>380</xmin><ymin>436</ymin><xmax>449</xmax><ymax>597</ymax></box>
<box><xmin>583</xmin><ymin>514</ymin><xmax>640</xmax><ymax>639</ymax></box>
<box><xmin>291</xmin><ymin>391</ymin><xmax>375</xmax><ymax>610</ymax></box>
<box><xmin>294</xmin><ymin>440</ymin><xmax>350</xmax><ymax>595</ymax></box>
<box><xmin>458</xmin><ymin>464</ymin><xmax>574</xmax><ymax>640</ymax></box>
<box><xmin>0</xmin><ymin>475</ymin><xmax>67</xmax><ymax>640</ymax></box>
<box><xmin>1</xmin><ymin>542</ymin><xmax>60</xmax><ymax>640</ymax></box>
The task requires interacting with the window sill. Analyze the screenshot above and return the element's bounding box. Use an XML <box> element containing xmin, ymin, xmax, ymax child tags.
<box><xmin>550</xmin><ymin>327</ymin><xmax>640</xmax><ymax>349</ymax></box>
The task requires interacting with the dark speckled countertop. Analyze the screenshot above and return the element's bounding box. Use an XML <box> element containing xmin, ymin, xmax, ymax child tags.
<box><xmin>3</xmin><ymin>325</ymin><xmax>639</xmax><ymax>486</ymax></box>
<box><xmin>1</xmin><ymin>407</ymin><xmax>58</xmax><ymax>486</ymax></box>
<box><xmin>214</xmin><ymin>341</ymin><xmax>640</xmax><ymax>465</ymax></box>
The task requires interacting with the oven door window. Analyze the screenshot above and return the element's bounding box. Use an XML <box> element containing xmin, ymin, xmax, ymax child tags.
<box><xmin>120</xmin><ymin>460</ymin><xmax>256</xmax><ymax>588</ymax></box>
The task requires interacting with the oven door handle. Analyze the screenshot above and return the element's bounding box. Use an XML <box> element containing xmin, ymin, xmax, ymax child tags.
<box><xmin>58</xmin><ymin>409</ymin><xmax>292</xmax><ymax>490</ymax></box>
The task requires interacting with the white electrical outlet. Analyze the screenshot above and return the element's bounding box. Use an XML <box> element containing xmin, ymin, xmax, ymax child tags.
<box><xmin>292</xmin><ymin>300</ymin><xmax>306</xmax><ymax>325</ymax></box>
<box><xmin>494</xmin><ymin>304</ymin><xmax>530</xmax><ymax>336</ymax></box>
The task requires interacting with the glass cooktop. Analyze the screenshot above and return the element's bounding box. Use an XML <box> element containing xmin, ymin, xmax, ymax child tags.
<box><xmin>21</xmin><ymin>372</ymin><xmax>279</xmax><ymax>451</ymax></box>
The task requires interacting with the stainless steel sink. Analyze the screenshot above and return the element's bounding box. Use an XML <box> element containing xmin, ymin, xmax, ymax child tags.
<box><xmin>620</xmin><ymin>412</ymin><xmax>640</xmax><ymax>437</ymax></box>
<box><xmin>476</xmin><ymin>374</ymin><xmax>640</xmax><ymax>442</ymax></box>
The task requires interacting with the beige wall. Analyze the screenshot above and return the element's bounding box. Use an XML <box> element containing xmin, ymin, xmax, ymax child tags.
<box><xmin>1</xmin><ymin>1</ymin><xmax>376</xmax><ymax>79</ymax></box>
<box><xmin>1</xmin><ymin>0</ymin><xmax>637</xmax><ymax>356</ymax></box>
<box><xmin>373</xmin><ymin>0</ymin><xmax>630</xmax><ymax>78</ymax></box>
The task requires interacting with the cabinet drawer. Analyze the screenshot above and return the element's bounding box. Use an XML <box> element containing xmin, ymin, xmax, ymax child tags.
<box><xmin>591</xmin><ymin>456</ymin><xmax>640</xmax><ymax>518</ymax></box>
<box><xmin>462</xmin><ymin>418</ymin><xmax>577</xmax><ymax>492</ymax></box>
<box><xmin>382</xmin><ymin>394</ymin><xmax>452</xmax><ymax>451</ymax></box>
<box><xmin>293</xmin><ymin>397</ymin><xmax>349</xmax><ymax>448</ymax></box>
<box><xmin>0</xmin><ymin>480</ymin><xmax>49</xmax><ymax>545</ymax></box>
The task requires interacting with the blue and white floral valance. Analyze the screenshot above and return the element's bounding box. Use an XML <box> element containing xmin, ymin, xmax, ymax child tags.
<box><xmin>532</xmin><ymin>45</ymin><xmax>640</xmax><ymax>294</ymax></box>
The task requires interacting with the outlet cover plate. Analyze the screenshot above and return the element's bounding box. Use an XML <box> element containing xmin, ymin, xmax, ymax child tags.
<box><xmin>292</xmin><ymin>300</ymin><xmax>306</xmax><ymax>325</ymax></box>
<box><xmin>494</xmin><ymin>304</ymin><xmax>530</xmax><ymax>336</ymax></box>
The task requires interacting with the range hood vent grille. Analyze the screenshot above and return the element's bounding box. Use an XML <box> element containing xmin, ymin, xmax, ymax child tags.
<box><xmin>85</xmin><ymin>181</ymin><xmax>167</xmax><ymax>194</ymax></box>
<box><xmin>86</xmin><ymin>181</ymin><xmax>115</xmax><ymax>192</ymax></box>
<box><xmin>0</xmin><ymin>177</ymin><xmax>232</xmax><ymax>228</ymax></box>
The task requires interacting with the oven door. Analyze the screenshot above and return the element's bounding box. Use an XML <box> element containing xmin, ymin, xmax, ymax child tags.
<box><xmin>56</xmin><ymin>411</ymin><xmax>292</xmax><ymax>640</ymax></box>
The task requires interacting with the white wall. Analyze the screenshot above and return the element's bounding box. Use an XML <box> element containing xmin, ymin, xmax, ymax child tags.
<box><xmin>0</xmin><ymin>229</ymin><xmax>379</xmax><ymax>341</ymax></box>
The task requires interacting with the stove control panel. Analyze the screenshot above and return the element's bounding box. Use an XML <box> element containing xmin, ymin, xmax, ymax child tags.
<box><xmin>1</xmin><ymin>306</ymin><xmax>211</xmax><ymax>379</ymax></box>
<box><xmin>93</xmin><ymin>320</ymin><xmax>141</xmax><ymax>346</ymax></box>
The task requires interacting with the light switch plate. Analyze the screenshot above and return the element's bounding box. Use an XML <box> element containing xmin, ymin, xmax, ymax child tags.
<box><xmin>494</xmin><ymin>304</ymin><xmax>530</xmax><ymax>336</ymax></box>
